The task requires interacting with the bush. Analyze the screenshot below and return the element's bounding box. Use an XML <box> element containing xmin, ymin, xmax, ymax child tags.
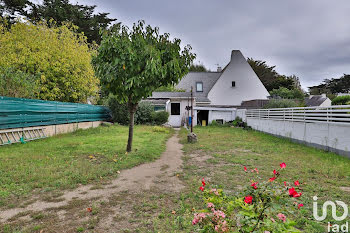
<box><xmin>270</xmin><ymin>87</ymin><xmax>305</xmax><ymax>99</ymax></box>
<box><xmin>191</xmin><ymin>163</ymin><xmax>304</xmax><ymax>232</ymax></box>
<box><xmin>0</xmin><ymin>67</ymin><xmax>39</xmax><ymax>98</ymax></box>
<box><xmin>332</xmin><ymin>95</ymin><xmax>350</xmax><ymax>105</ymax></box>
<box><xmin>264</xmin><ymin>99</ymin><xmax>299</xmax><ymax>109</ymax></box>
<box><xmin>108</xmin><ymin>96</ymin><xmax>169</xmax><ymax>125</ymax></box>
<box><xmin>107</xmin><ymin>96</ymin><xmax>129</xmax><ymax>125</ymax></box>
<box><xmin>152</xmin><ymin>111</ymin><xmax>169</xmax><ymax>125</ymax></box>
<box><xmin>135</xmin><ymin>102</ymin><xmax>153</xmax><ymax>124</ymax></box>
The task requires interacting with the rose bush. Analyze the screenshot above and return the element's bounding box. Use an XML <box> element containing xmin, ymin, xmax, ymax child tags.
<box><xmin>191</xmin><ymin>163</ymin><xmax>304</xmax><ymax>232</ymax></box>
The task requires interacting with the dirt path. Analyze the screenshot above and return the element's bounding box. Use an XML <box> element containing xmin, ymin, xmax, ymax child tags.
<box><xmin>0</xmin><ymin>131</ymin><xmax>184</xmax><ymax>224</ymax></box>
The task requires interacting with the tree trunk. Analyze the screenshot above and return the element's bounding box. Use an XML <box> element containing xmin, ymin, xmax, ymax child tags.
<box><xmin>126</xmin><ymin>102</ymin><xmax>138</xmax><ymax>152</ymax></box>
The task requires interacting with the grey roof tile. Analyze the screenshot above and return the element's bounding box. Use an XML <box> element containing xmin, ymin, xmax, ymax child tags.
<box><xmin>304</xmin><ymin>95</ymin><xmax>327</xmax><ymax>106</ymax></box>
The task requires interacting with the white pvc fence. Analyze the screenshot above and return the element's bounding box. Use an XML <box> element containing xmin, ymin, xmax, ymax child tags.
<box><xmin>246</xmin><ymin>105</ymin><xmax>350</xmax><ymax>157</ymax></box>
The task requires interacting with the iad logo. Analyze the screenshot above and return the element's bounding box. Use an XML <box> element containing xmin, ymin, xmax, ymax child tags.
<box><xmin>313</xmin><ymin>196</ymin><xmax>349</xmax><ymax>232</ymax></box>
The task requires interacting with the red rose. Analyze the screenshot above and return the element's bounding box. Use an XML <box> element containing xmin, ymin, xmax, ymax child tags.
<box><xmin>199</xmin><ymin>186</ymin><xmax>204</xmax><ymax>191</ymax></box>
<box><xmin>273</xmin><ymin>169</ymin><xmax>277</xmax><ymax>175</ymax></box>
<box><xmin>244</xmin><ymin>196</ymin><xmax>253</xmax><ymax>204</ymax></box>
<box><xmin>280</xmin><ymin>163</ymin><xmax>286</xmax><ymax>169</ymax></box>
<box><xmin>288</xmin><ymin>187</ymin><xmax>302</xmax><ymax>198</ymax></box>
<box><xmin>294</xmin><ymin>180</ymin><xmax>300</xmax><ymax>186</ymax></box>
<box><xmin>251</xmin><ymin>182</ymin><xmax>258</xmax><ymax>189</ymax></box>
<box><xmin>244</xmin><ymin>166</ymin><xmax>247</xmax><ymax>172</ymax></box>
<box><xmin>269</xmin><ymin>176</ymin><xmax>276</xmax><ymax>182</ymax></box>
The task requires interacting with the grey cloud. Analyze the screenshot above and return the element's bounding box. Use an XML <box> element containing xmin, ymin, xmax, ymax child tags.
<box><xmin>80</xmin><ymin>0</ymin><xmax>350</xmax><ymax>90</ymax></box>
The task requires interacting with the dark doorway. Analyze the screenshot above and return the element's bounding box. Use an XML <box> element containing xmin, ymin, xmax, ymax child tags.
<box><xmin>197</xmin><ymin>110</ymin><xmax>209</xmax><ymax>126</ymax></box>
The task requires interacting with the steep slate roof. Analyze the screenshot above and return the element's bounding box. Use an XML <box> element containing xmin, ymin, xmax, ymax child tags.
<box><xmin>149</xmin><ymin>91</ymin><xmax>192</xmax><ymax>98</ymax></box>
<box><xmin>304</xmin><ymin>95</ymin><xmax>327</xmax><ymax>106</ymax></box>
<box><xmin>175</xmin><ymin>72</ymin><xmax>222</xmax><ymax>102</ymax></box>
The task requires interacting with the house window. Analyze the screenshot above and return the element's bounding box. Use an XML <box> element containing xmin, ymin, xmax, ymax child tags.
<box><xmin>171</xmin><ymin>103</ymin><xmax>180</xmax><ymax>115</ymax></box>
<box><xmin>196</xmin><ymin>82</ymin><xmax>203</xmax><ymax>92</ymax></box>
<box><xmin>232</xmin><ymin>81</ymin><xmax>236</xmax><ymax>87</ymax></box>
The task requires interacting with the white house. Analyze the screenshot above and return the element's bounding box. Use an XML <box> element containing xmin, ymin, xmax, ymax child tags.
<box><xmin>148</xmin><ymin>50</ymin><xmax>269</xmax><ymax>127</ymax></box>
<box><xmin>304</xmin><ymin>94</ymin><xmax>332</xmax><ymax>107</ymax></box>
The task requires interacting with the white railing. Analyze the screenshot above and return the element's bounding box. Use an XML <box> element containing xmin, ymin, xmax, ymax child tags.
<box><xmin>246</xmin><ymin>105</ymin><xmax>350</xmax><ymax>126</ymax></box>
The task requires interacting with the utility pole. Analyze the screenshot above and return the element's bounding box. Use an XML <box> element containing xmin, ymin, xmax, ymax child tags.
<box><xmin>191</xmin><ymin>86</ymin><xmax>193</xmax><ymax>133</ymax></box>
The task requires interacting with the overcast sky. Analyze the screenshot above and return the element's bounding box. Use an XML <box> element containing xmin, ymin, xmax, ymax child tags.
<box><xmin>77</xmin><ymin>0</ymin><xmax>350</xmax><ymax>90</ymax></box>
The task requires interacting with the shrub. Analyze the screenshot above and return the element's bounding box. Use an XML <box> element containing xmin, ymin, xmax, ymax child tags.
<box><xmin>0</xmin><ymin>67</ymin><xmax>39</xmax><ymax>98</ymax></box>
<box><xmin>152</xmin><ymin>111</ymin><xmax>169</xmax><ymax>125</ymax></box>
<box><xmin>192</xmin><ymin>163</ymin><xmax>304</xmax><ymax>232</ymax></box>
<box><xmin>209</xmin><ymin>120</ymin><xmax>219</xmax><ymax>126</ymax></box>
<box><xmin>107</xmin><ymin>96</ymin><xmax>129</xmax><ymax>125</ymax></box>
<box><xmin>264</xmin><ymin>99</ymin><xmax>299</xmax><ymax>109</ymax></box>
<box><xmin>0</xmin><ymin>19</ymin><xmax>98</xmax><ymax>102</ymax></box>
<box><xmin>135</xmin><ymin>102</ymin><xmax>153</xmax><ymax>124</ymax></box>
<box><xmin>332</xmin><ymin>95</ymin><xmax>350</xmax><ymax>105</ymax></box>
<box><xmin>270</xmin><ymin>87</ymin><xmax>305</xmax><ymax>99</ymax></box>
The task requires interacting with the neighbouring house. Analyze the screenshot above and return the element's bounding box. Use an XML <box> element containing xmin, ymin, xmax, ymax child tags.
<box><xmin>304</xmin><ymin>94</ymin><xmax>332</xmax><ymax>107</ymax></box>
<box><xmin>148</xmin><ymin>50</ymin><xmax>270</xmax><ymax>127</ymax></box>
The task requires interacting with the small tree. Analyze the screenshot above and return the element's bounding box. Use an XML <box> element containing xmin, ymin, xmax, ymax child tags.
<box><xmin>93</xmin><ymin>21</ymin><xmax>195</xmax><ymax>152</ymax></box>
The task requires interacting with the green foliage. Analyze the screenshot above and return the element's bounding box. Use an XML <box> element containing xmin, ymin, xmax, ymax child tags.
<box><xmin>152</xmin><ymin>126</ymin><xmax>169</xmax><ymax>133</ymax></box>
<box><xmin>135</xmin><ymin>102</ymin><xmax>153</xmax><ymax>124</ymax></box>
<box><xmin>108</xmin><ymin>96</ymin><xmax>169</xmax><ymax>125</ymax></box>
<box><xmin>331</xmin><ymin>95</ymin><xmax>350</xmax><ymax>105</ymax></box>
<box><xmin>191</xmin><ymin>164</ymin><xmax>302</xmax><ymax>232</ymax></box>
<box><xmin>309</xmin><ymin>74</ymin><xmax>350</xmax><ymax>95</ymax></box>
<box><xmin>1</xmin><ymin>0</ymin><xmax>116</xmax><ymax>43</ymax></box>
<box><xmin>264</xmin><ymin>99</ymin><xmax>300</xmax><ymax>109</ymax></box>
<box><xmin>0</xmin><ymin>67</ymin><xmax>39</xmax><ymax>98</ymax></box>
<box><xmin>189</xmin><ymin>63</ymin><xmax>208</xmax><ymax>72</ymax></box>
<box><xmin>93</xmin><ymin>20</ymin><xmax>195</xmax><ymax>105</ymax></box>
<box><xmin>270</xmin><ymin>87</ymin><xmax>305</xmax><ymax>99</ymax></box>
<box><xmin>93</xmin><ymin>20</ymin><xmax>195</xmax><ymax>151</ymax></box>
<box><xmin>209</xmin><ymin>120</ymin><xmax>219</xmax><ymax>126</ymax></box>
<box><xmin>108</xmin><ymin>96</ymin><xmax>130</xmax><ymax>125</ymax></box>
<box><xmin>0</xmin><ymin>19</ymin><xmax>99</xmax><ymax>102</ymax></box>
<box><xmin>154</xmin><ymin>85</ymin><xmax>186</xmax><ymax>92</ymax></box>
<box><xmin>247</xmin><ymin>58</ymin><xmax>301</xmax><ymax>92</ymax></box>
<box><xmin>152</xmin><ymin>111</ymin><xmax>169</xmax><ymax>125</ymax></box>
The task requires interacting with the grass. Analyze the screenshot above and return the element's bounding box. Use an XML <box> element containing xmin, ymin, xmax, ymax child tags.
<box><xmin>152</xmin><ymin>126</ymin><xmax>350</xmax><ymax>232</ymax></box>
<box><xmin>2</xmin><ymin>125</ymin><xmax>350</xmax><ymax>232</ymax></box>
<box><xmin>0</xmin><ymin>125</ymin><xmax>172</xmax><ymax>207</ymax></box>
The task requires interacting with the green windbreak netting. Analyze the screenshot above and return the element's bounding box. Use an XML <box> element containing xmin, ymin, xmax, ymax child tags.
<box><xmin>0</xmin><ymin>96</ymin><xmax>111</xmax><ymax>130</ymax></box>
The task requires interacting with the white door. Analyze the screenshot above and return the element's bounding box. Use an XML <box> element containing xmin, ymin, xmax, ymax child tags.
<box><xmin>169</xmin><ymin>102</ymin><xmax>182</xmax><ymax>127</ymax></box>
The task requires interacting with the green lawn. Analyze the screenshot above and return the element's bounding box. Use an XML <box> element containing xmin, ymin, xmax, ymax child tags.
<box><xmin>0</xmin><ymin>125</ymin><xmax>172</xmax><ymax>208</ymax></box>
<box><xmin>153</xmin><ymin>126</ymin><xmax>350</xmax><ymax>232</ymax></box>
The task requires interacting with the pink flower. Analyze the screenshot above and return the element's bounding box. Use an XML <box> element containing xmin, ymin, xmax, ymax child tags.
<box><xmin>298</xmin><ymin>203</ymin><xmax>304</xmax><ymax>209</ymax></box>
<box><xmin>270</xmin><ymin>217</ymin><xmax>275</xmax><ymax>223</ymax></box>
<box><xmin>284</xmin><ymin>181</ymin><xmax>287</xmax><ymax>186</ymax></box>
<box><xmin>277</xmin><ymin>213</ymin><xmax>286</xmax><ymax>222</ymax></box>
<box><xmin>207</xmin><ymin>202</ymin><xmax>215</xmax><ymax>208</ymax></box>
<box><xmin>294</xmin><ymin>180</ymin><xmax>300</xmax><ymax>186</ymax></box>
<box><xmin>254</xmin><ymin>168</ymin><xmax>259</xmax><ymax>173</ymax></box>
<box><xmin>244</xmin><ymin>196</ymin><xmax>253</xmax><ymax>204</ymax></box>
<box><xmin>269</xmin><ymin>176</ymin><xmax>276</xmax><ymax>182</ymax></box>
<box><xmin>199</xmin><ymin>186</ymin><xmax>204</xmax><ymax>191</ymax></box>
<box><xmin>244</xmin><ymin>166</ymin><xmax>247</xmax><ymax>172</ymax></box>
<box><xmin>192</xmin><ymin>213</ymin><xmax>207</xmax><ymax>225</ymax></box>
<box><xmin>202</xmin><ymin>178</ymin><xmax>206</xmax><ymax>186</ymax></box>
<box><xmin>273</xmin><ymin>169</ymin><xmax>277</xmax><ymax>175</ymax></box>
<box><xmin>280</xmin><ymin>162</ymin><xmax>286</xmax><ymax>169</ymax></box>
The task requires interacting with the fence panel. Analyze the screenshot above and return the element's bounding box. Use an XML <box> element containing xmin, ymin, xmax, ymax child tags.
<box><xmin>245</xmin><ymin>105</ymin><xmax>350</xmax><ymax>157</ymax></box>
<box><xmin>0</xmin><ymin>96</ymin><xmax>110</xmax><ymax>130</ymax></box>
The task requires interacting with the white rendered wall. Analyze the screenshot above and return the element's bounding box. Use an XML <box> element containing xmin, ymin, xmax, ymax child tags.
<box><xmin>208</xmin><ymin>51</ymin><xmax>270</xmax><ymax>105</ymax></box>
<box><xmin>246</xmin><ymin>118</ymin><xmax>350</xmax><ymax>157</ymax></box>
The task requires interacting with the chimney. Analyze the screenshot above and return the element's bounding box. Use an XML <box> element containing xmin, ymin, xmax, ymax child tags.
<box><xmin>217</xmin><ymin>66</ymin><xmax>222</xmax><ymax>72</ymax></box>
<box><xmin>231</xmin><ymin>50</ymin><xmax>245</xmax><ymax>62</ymax></box>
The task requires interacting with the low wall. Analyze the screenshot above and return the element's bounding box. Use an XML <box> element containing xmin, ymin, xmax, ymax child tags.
<box><xmin>247</xmin><ymin>118</ymin><xmax>350</xmax><ymax>157</ymax></box>
<box><xmin>0</xmin><ymin>121</ymin><xmax>103</xmax><ymax>143</ymax></box>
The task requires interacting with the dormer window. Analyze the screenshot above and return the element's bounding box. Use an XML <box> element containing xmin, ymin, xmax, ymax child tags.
<box><xmin>232</xmin><ymin>81</ymin><xmax>236</xmax><ymax>87</ymax></box>
<box><xmin>196</xmin><ymin>82</ymin><xmax>203</xmax><ymax>92</ymax></box>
